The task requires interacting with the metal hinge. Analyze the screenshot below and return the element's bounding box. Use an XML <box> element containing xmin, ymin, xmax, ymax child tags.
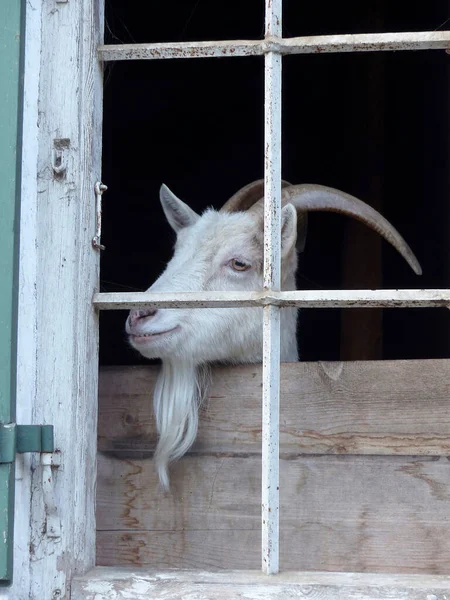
<box><xmin>0</xmin><ymin>424</ymin><xmax>61</xmax><ymax>538</ymax></box>
<box><xmin>0</xmin><ymin>424</ymin><xmax>54</xmax><ymax>463</ymax></box>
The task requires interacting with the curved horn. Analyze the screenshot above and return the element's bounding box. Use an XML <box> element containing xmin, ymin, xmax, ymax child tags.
<box><xmin>249</xmin><ymin>183</ymin><xmax>421</xmax><ymax>275</ymax></box>
<box><xmin>220</xmin><ymin>179</ymin><xmax>291</xmax><ymax>213</ymax></box>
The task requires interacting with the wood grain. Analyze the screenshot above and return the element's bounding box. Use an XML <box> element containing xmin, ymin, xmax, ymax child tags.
<box><xmin>97</xmin><ymin>454</ymin><xmax>450</xmax><ymax>573</ymax></box>
<box><xmin>99</xmin><ymin>360</ymin><xmax>450</xmax><ymax>456</ymax></box>
<box><xmin>12</xmin><ymin>0</ymin><xmax>104</xmax><ymax>596</ymax></box>
<box><xmin>97</xmin><ymin>360</ymin><xmax>450</xmax><ymax>573</ymax></box>
<box><xmin>72</xmin><ymin>568</ymin><xmax>450</xmax><ymax>600</ymax></box>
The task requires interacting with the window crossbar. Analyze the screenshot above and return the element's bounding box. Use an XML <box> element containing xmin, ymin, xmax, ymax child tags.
<box><xmin>98</xmin><ymin>31</ymin><xmax>450</xmax><ymax>62</ymax></box>
<box><xmin>93</xmin><ymin>290</ymin><xmax>450</xmax><ymax>310</ymax></box>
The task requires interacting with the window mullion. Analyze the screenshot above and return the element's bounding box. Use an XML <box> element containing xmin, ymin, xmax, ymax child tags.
<box><xmin>262</xmin><ymin>0</ymin><xmax>282</xmax><ymax>576</ymax></box>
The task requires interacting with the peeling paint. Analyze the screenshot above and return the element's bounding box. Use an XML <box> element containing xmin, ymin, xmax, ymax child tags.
<box><xmin>93</xmin><ymin>289</ymin><xmax>450</xmax><ymax>311</ymax></box>
<box><xmin>98</xmin><ymin>31</ymin><xmax>450</xmax><ymax>63</ymax></box>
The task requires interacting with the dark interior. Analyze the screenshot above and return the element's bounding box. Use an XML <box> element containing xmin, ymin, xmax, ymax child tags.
<box><xmin>100</xmin><ymin>0</ymin><xmax>450</xmax><ymax>365</ymax></box>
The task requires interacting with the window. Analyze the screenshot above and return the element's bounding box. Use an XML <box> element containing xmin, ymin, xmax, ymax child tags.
<box><xmin>94</xmin><ymin>0</ymin><xmax>450</xmax><ymax>578</ymax></box>
<box><xmin>13</xmin><ymin>0</ymin><xmax>450</xmax><ymax>597</ymax></box>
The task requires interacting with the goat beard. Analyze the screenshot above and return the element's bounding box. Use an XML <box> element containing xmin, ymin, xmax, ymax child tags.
<box><xmin>153</xmin><ymin>359</ymin><xmax>210</xmax><ymax>489</ymax></box>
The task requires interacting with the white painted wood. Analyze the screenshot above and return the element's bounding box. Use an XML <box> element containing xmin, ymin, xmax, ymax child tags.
<box><xmin>100</xmin><ymin>39</ymin><xmax>263</xmax><ymax>60</ymax></box>
<box><xmin>263</xmin><ymin>56</ymin><xmax>282</xmax><ymax>290</ymax></box>
<box><xmin>10</xmin><ymin>0</ymin><xmax>42</xmax><ymax>596</ymax></box>
<box><xmin>10</xmin><ymin>0</ymin><xmax>104</xmax><ymax>597</ymax></box>
<box><xmin>72</xmin><ymin>568</ymin><xmax>450</xmax><ymax>600</ymax></box>
<box><xmin>262</xmin><ymin>305</ymin><xmax>281</xmax><ymax>574</ymax></box>
<box><xmin>93</xmin><ymin>288</ymin><xmax>450</xmax><ymax>309</ymax></box>
<box><xmin>98</xmin><ymin>30</ymin><xmax>450</xmax><ymax>62</ymax></box>
<box><xmin>261</xmin><ymin>0</ymin><xmax>283</xmax><ymax>575</ymax></box>
<box><xmin>281</xmin><ymin>30</ymin><xmax>450</xmax><ymax>54</ymax></box>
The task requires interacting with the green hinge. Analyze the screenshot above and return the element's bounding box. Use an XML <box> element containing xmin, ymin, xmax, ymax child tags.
<box><xmin>0</xmin><ymin>424</ymin><xmax>54</xmax><ymax>463</ymax></box>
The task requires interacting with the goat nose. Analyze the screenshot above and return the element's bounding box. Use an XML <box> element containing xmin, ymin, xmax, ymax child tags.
<box><xmin>129</xmin><ymin>308</ymin><xmax>157</xmax><ymax>327</ymax></box>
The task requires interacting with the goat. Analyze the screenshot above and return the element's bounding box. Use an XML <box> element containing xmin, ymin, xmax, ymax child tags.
<box><xmin>125</xmin><ymin>180</ymin><xmax>421</xmax><ymax>487</ymax></box>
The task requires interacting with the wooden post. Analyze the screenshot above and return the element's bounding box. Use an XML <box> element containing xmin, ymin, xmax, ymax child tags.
<box><xmin>11</xmin><ymin>0</ymin><xmax>103</xmax><ymax>596</ymax></box>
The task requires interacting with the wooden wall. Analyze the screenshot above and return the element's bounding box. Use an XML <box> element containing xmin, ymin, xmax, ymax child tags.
<box><xmin>97</xmin><ymin>360</ymin><xmax>450</xmax><ymax>573</ymax></box>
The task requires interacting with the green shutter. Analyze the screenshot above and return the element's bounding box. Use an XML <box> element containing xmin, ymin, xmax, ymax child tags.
<box><xmin>0</xmin><ymin>0</ymin><xmax>24</xmax><ymax>584</ymax></box>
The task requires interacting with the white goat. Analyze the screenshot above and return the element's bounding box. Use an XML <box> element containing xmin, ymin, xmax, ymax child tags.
<box><xmin>125</xmin><ymin>180</ymin><xmax>421</xmax><ymax>487</ymax></box>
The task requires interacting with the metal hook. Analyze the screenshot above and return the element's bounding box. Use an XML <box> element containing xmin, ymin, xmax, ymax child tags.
<box><xmin>92</xmin><ymin>181</ymin><xmax>108</xmax><ymax>251</ymax></box>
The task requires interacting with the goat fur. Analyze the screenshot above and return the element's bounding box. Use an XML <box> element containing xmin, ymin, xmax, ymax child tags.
<box><xmin>126</xmin><ymin>182</ymin><xmax>420</xmax><ymax>487</ymax></box>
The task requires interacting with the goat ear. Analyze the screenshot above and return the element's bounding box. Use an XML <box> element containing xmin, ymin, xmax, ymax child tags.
<box><xmin>160</xmin><ymin>184</ymin><xmax>200</xmax><ymax>232</ymax></box>
<box><xmin>281</xmin><ymin>204</ymin><xmax>297</xmax><ymax>257</ymax></box>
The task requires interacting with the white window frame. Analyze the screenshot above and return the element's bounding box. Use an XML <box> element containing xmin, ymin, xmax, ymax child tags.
<box><xmin>12</xmin><ymin>0</ymin><xmax>450</xmax><ymax>597</ymax></box>
<box><xmin>11</xmin><ymin>0</ymin><xmax>103</xmax><ymax>598</ymax></box>
<box><xmin>93</xmin><ymin>0</ymin><xmax>450</xmax><ymax>577</ymax></box>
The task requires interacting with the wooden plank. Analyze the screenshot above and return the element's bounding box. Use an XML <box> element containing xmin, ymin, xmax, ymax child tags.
<box><xmin>98</xmin><ymin>360</ymin><xmax>450</xmax><ymax>456</ymax></box>
<box><xmin>97</xmin><ymin>362</ymin><xmax>450</xmax><ymax>572</ymax></box>
<box><xmin>98</xmin><ymin>31</ymin><xmax>450</xmax><ymax>62</ymax></box>
<box><xmin>11</xmin><ymin>0</ymin><xmax>103</xmax><ymax>596</ymax></box>
<box><xmin>72</xmin><ymin>568</ymin><xmax>450</xmax><ymax>600</ymax></box>
<box><xmin>97</xmin><ymin>526</ymin><xmax>450</xmax><ymax>573</ymax></box>
<box><xmin>11</xmin><ymin>0</ymin><xmax>42</xmax><ymax>592</ymax></box>
<box><xmin>93</xmin><ymin>288</ymin><xmax>450</xmax><ymax>310</ymax></box>
<box><xmin>96</xmin><ymin>454</ymin><xmax>450</xmax><ymax>573</ymax></box>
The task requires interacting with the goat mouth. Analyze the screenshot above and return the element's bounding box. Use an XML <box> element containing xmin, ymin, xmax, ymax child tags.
<box><xmin>129</xmin><ymin>326</ymin><xmax>180</xmax><ymax>343</ymax></box>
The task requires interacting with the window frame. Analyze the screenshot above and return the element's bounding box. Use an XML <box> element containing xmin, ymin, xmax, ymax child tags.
<box><xmin>93</xmin><ymin>0</ymin><xmax>450</xmax><ymax>577</ymax></box>
<box><xmin>12</xmin><ymin>0</ymin><xmax>450</xmax><ymax>596</ymax></box>
<box><xmin>11</xmin><ymin>0</ymin><xmax>103</xmax><ymax>596</ymax></box>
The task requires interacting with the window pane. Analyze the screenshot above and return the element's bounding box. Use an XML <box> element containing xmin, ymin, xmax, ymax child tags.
<box><xmin>283</xmin><ymin>49</ymin><xmax>450</xmax><ymax>360</ymax></box>
<box><xmin>100</xmin><ymin>58</ymin><xmax>262</xmax><ymax>365</ymax></box>
<box><xmin>105</xmin><ymin>0</ymin><xmax>264</xmax><ymax>45</ymax></box>
<box><xmin>283</xmin><ymin>1</ymin><xmax>450</xmax><ymax>36</ymax></box>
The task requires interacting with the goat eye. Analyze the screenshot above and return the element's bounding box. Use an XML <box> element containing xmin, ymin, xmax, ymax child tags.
<box><xmin>230</xmin><ymin>259</ymin><xmax>250</xmax><ymax>272</ymax></box>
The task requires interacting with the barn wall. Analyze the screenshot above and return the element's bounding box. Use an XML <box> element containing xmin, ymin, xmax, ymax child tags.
<box><xmin>97</xmin><ymin>360</ymin><xmax>450</xmax><ymax>573</ymax></box>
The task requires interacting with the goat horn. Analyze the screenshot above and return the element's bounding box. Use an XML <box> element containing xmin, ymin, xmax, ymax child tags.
<box><xmin>221</xmin><ymin>179</ymin><xmax>307</xmax><ymax>251</ymax></box>
<box><xmin>220</xmin><ymin>179</ymin><xmax>291</xmax><ymax>213</ymax></box>
<box><xmin>249</xmin><ymin>183</ymin><xmax>422</xmax><ymax>275</ymax></box>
